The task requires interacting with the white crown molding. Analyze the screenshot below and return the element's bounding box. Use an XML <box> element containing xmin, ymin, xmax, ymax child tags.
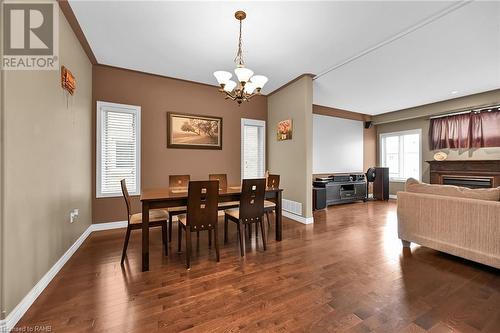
<box><xmin>0</xmin><ymin>221</ymin><xmax>127</xmax><ymax>332</ymax></box>
<box><xmin>282</xmin><ymin>210</ymin><xmax>314</xmax><ymax>224</ymax></box>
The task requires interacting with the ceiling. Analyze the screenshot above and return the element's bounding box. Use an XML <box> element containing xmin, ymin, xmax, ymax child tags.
<box><xmin>69</xmin><ymin>1</ymin><xmax>500</xmax><ymax>115</ymax></box>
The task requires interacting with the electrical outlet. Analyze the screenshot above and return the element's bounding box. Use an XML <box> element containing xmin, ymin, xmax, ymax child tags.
<box><xmin>70</xmin><ymin>208</ymin><xmax>79</xmax><ymax>223</ymax></box>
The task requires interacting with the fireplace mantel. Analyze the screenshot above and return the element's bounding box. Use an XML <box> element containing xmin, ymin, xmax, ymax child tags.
<box><xmin>427</xmin><ymin>160</ymin><xmax>500</xmax><ymax>188</ymax></box>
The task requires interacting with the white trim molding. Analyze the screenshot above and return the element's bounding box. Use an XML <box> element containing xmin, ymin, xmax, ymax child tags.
<box><xmin>282</xmin><ymin>210</ymin><xmax>314</xmax><ymax>224</ymax></box>
<box><xmin>0</xmin><ymin>221</ymin><xmax>128</xmax><ymax>332</ymax></box>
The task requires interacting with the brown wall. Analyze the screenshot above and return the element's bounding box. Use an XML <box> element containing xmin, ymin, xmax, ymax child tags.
<box><xmin>312</xmin><ymin>104</ymin><xmax>377</xmax><ymax>175</ymax></box>
<box><xmin>92</xmin><ymin>65</ymin><xmax>267</xmax><ymax>223</ymax></box>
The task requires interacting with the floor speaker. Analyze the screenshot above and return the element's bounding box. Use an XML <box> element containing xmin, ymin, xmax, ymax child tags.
<box><xmin>373</xmin><ymin>167</ymin><xmax>389</xmax><ymax>200</ymax></box>
<box><xmin>313</xmin><ymin>188</ymin><xmax>326</xmax><ymax>210</ymax></box>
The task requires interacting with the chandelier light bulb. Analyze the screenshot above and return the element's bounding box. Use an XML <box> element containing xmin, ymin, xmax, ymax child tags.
<box><xmin>244</xmin><ymin>82</ymin><xmax>256</xmax><ymax>94</ymax></box>
<box><xmin>223</xmin><ymin>80</ymin><xmax>237</xmax><ymax>92</ymax></box>
<box><xmin>250</xmin><ymin>75</ymin><xmax>268</xmax><ymax>89</ymax></box>
<box><xmin>234</xmin><ymin>67</ymin><xmax>254</xmax><ymax>83</ymax></box>
<box><xmin>213</xmin><ymin>71</ymin><xmax>232</xmax><ymax>85</ymax></box>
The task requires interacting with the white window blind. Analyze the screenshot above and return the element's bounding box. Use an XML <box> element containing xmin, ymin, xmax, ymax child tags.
<box><xmin>96</xmin><ymin>101</ymin><xmax>141</xmax><ymax>197</ymax></box>
<box><xmin>380</xmin><ymin>129</ymin><xmax>421</xmax><ymax>182</ymax></box>
<box><xmin>241</xmin><ymin>119</ymin><xmax>266</xmax><ymax>179</ymax></box>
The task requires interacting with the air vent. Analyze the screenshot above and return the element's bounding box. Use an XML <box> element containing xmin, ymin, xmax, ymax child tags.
<box><xmin>282</xmin><ymin>199</ymin><xmax>302</xmax><ymax>216</ymax></box>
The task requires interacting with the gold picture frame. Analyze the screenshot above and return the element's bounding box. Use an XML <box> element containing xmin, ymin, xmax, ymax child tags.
<box><xmin>167</xmin><ymin>112</ymin><xmax>222</xmax><ymax>150</ymax></box>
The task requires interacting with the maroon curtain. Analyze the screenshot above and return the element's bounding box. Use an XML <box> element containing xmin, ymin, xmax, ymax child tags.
<box><xmin>430</xmin><ymin>110</ymin><xmax>500</xmax><ymax>149</ymax></box>
<box><xmin>471</xmin><ymin>110</ymin><xmax>500</xmax><ymax>148</ymax></box>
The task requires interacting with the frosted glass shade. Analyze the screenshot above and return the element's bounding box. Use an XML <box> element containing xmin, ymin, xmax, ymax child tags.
<box><xmin>250</xmin><ymin>75</ymin><xmax>268</xmax><ymax>89</ymax></box>
<box><xmin>223</xmin><ymin>80</ymin><xmax>237</xmax><ymax>92</ymax></box>
<box><xmin>213</xmin><ymin>71</ymin><xmax>232</xmax><ymax>85</ymax></box>
<box><xmin>244</xmin><ymin>82</ymin><xmax>256</xmax><ymax>94</ymax></box>
<box><xmin>234</xmin><ymin>67</ymin><xmax>254</xmax><ymax>83</ymax></box>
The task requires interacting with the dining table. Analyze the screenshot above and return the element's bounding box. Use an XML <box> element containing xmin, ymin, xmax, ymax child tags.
<box><xmin>139</xmin><ymin>185</ymin><xmax>283</xmax><ymax>271</ymax></box>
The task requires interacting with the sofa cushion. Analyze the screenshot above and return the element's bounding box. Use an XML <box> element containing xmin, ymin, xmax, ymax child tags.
<box><xmin>405</xmin><ymin>178</ymin><xmax>500</xmax><ymax>201</ymax></box>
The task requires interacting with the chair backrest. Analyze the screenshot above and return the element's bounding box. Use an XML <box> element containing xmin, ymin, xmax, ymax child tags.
<box><xmin>169</xmin><ymin>175</ymin><xmax>190</xmax><ymax>189</ymax></box>
<box><xmin>239</xmin><ymin>178</ymin><xmax>266</xmax><ymax>223</ymax></box>
<box><xmin>209</xmin><ymin>174</ymin><xmax>227</xmax><ymax>190</ymax></box>
<box><xmin>186</xmin><ymin>180</ymin><xmax>219</xmax><ymax>231</ymax></box>
<box><xmin>267</xmin><ymin>174</ymin><xmax>280</xmax><ymax>189</ymax></box>
<box><xmin>120</xmin><ymin>179</ymin><xmax>132</xmax><ymax>222</ymax></box>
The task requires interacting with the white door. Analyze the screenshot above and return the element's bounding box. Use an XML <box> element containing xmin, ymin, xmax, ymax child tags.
<box><xmin>241</xmin><ymin>119</ymin><xmax>266</xmax><ymax>179</ymax></box>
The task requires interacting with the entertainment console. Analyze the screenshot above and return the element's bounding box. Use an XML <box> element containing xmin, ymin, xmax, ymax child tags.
<box><xmin>313</xmin><ymin>174</ymin><xmax>367</xmax><ymax>209</ymax></box>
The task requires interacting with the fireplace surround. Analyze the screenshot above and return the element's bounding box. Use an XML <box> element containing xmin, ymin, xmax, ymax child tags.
<box><xmin>427</xmin><ymin>160</ymin><xmax>500</xmax><ymax>188</ymax></box>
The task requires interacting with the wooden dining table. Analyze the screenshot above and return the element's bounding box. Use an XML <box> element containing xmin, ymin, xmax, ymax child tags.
<box><xmin>140</xmin><ymin>186</ymin><xmax>283</xmax><ymax>271</ymax></box>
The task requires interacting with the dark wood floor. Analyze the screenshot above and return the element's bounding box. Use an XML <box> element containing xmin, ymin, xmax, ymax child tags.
<box><xmin>16</xmin><ymin>201</ymin><xmax>499</xmax><ymax>332</ymax></box>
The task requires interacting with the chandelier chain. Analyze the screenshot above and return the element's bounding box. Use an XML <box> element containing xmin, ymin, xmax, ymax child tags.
<box><xmin>234</xmin><ymin>19</ymin><xmax>244</xmax><ymax>66</ymax></box>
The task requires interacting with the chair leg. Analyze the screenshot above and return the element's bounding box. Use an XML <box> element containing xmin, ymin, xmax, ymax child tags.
<box><xmin>266</xmin><ymin>211</ymin><xmax>271</xmax><ymax>228</ymax></box>
<box><xmin>168</xmin><ymin>214</ymin><xmax>173</xmax><ymax>242</ymax></box>
<box><xmin>260</xmin><ymin>220</ymin><xmax>267</xmax><ymax>251</ymax></box>
<box><xmin>186</xmin><ymin>230</ymin><xmax>192</xmax><ymax>269</ymax></box>
<box><xmin>237</xmin><ymin>223</ymin><xmax>245</xmax><ymax>257</ymax></box>
<box><xmin>208</xmin><ymin>229</ymin><xmax>212</xmax><ymax>248</ymax></box>
<box><xmin>121</xmin><ymin>226</ymin><xmax>131</xmax><ymax>265</ymax></box>
<box><xmin>162</xmin><ymin>224</ymin><xmax>168</xmax><ymax>256</ymax></box>
<box><xmin>178</xmin><ymin>224</ymin><xmax>182</xmax><ymax>253</ymax></box>
<box><xmin>214</xmin><ymin>227</ymin><xmax>220</xmax><ymax>262</ymax></box>
<box><xmin>224</xmin><ymin>215</ymin><xmax>228</xmax><ymax>244</ymax></box>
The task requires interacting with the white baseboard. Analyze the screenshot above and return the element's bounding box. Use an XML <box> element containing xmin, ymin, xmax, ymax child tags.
<box><xmin>389</xmin><ymin>194</ymin><xmax>398</xmax><ymax>200</ymax></box>
<box><xmin>0</xmin><ymin>221</ymin><xmax>127</xmax><ymax>332</ymax></box>
<box><xmin>282</xmin><ymin>210</ymin><xmax>314</xmax><ymax>224</ymax></box>
<box><xmin>91</xmin><ymin>220</ymin><xmax>127</xmax><ymax>231</ymax></box>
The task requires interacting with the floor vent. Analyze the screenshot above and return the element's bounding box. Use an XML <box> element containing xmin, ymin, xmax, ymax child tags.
<box><xmin>282</xmin><ymin>199</ymin><xmax>302</xmax><ymax>216</ymax></box>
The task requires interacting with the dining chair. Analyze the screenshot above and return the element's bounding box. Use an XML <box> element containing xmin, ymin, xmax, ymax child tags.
<box><xmin>224</xmin><ymin>178</ymin><xmax>267</xmax><ymax>256</ymax></box>
<box><xmin>167</xmin><ymin>175</ymin><xmax>190</xmax><ymax>242</ymax></box>
<box><xmin>120</xmin><ymin>179</ymin><xmax>168</xmax><ymax>265</ymax></box>
<box><xmin>264</xmin><ymin>174</ymin><xmax>280</xmax><ymax>228</ymax></box>
<box><xmin>209</xmin><ymin>174</ymin><xmax>239</xmax><ymax>209</ymax></box>
<box><xmin>177</xmin><ymin>180</ymin><xmax>220</xmax><ymax>269</ymax></box>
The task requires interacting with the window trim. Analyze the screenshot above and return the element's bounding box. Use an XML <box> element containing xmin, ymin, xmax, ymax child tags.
<box><xmin>241</xmin><ymin>118</ymin><xmax>266</xmax><ymax>180</ymax></box>
<box><xmin>96</xmin><ymin>101</ymin><xmax>141</xmax><ymax>198</ymax></box>
<box><xmin>379</xmin><ymin>128</ymin><xmax>422</xmax><ymax>182</ymax></box>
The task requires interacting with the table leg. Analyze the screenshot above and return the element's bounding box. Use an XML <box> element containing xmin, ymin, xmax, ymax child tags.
<box><xmin>275</xmin><ymin>190</ymin><xmax>282</xmax><ymax>241</ymax></box>
<box><xmin>142</xmin><ymin>201</ymin><xmax>150</xmax><ymax>272</ymax></box>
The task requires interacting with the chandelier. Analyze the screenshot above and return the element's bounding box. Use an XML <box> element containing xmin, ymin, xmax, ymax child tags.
<box><xmin>213</xmin><ymin>11</ymin><xmax>268</xmax><ymax>105</ymax></box>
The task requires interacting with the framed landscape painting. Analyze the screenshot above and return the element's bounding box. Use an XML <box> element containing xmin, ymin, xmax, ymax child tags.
<box><xmin>167</xmin><ymin>112</ymin><xmax>222</xmax><ymax>149</ymax></box>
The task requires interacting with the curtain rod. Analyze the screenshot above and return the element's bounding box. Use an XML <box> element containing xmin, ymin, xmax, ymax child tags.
<box><xmin>429</xmin><ymin>104</ymin><xmax>500</xmax><ymax>119</ymax></box>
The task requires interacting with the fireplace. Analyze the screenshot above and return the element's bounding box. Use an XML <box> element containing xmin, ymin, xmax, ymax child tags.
<box><xmin>427</xmin><ymin>160</ymin><xmax>500</xmax><ymax>189</ymax></box>
<box><xmin>442</xmin><ymin>176</ymin><xmax>493</xmax><ymax>188</ymax></box>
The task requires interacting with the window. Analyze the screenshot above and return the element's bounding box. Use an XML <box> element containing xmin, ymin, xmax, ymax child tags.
<box><xmin>380</xmin><ymin>129</ymin><xmax>421</xmax><ymax>182</ymax></box>
<box><xmin>241</xmin><ymin>119</ymin><xmax>266</xmax><ymax>179</ymax></box>
<box><xmin>97</xmin><ymin>101</ymin><xmax>141</xmax><ymax>197</ymax></box>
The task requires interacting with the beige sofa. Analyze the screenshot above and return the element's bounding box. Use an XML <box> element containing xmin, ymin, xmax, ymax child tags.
<box><xmin>397</xmin><ymin>179</ymin><xmax>500</xmax><ymax>269</ymax></box>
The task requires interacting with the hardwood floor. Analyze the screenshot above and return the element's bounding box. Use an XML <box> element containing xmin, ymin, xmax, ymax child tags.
<box><xmin>15</xmin><ymin>201</ymin><xmax>499</xmax><ymax>332</ymax></box>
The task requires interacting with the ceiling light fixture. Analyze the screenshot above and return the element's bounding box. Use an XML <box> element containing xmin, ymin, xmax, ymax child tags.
<box><xmin>213</xmin><ymin>11</ymin><xmax>268</xmax><ymax>105</ymax></box>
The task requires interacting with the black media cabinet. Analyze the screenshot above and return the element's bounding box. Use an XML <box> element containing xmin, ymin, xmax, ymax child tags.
<box><xmin>313</xmin><ymin>174</ymin><xmax>367</xmax><ymax>209</ymax></box>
